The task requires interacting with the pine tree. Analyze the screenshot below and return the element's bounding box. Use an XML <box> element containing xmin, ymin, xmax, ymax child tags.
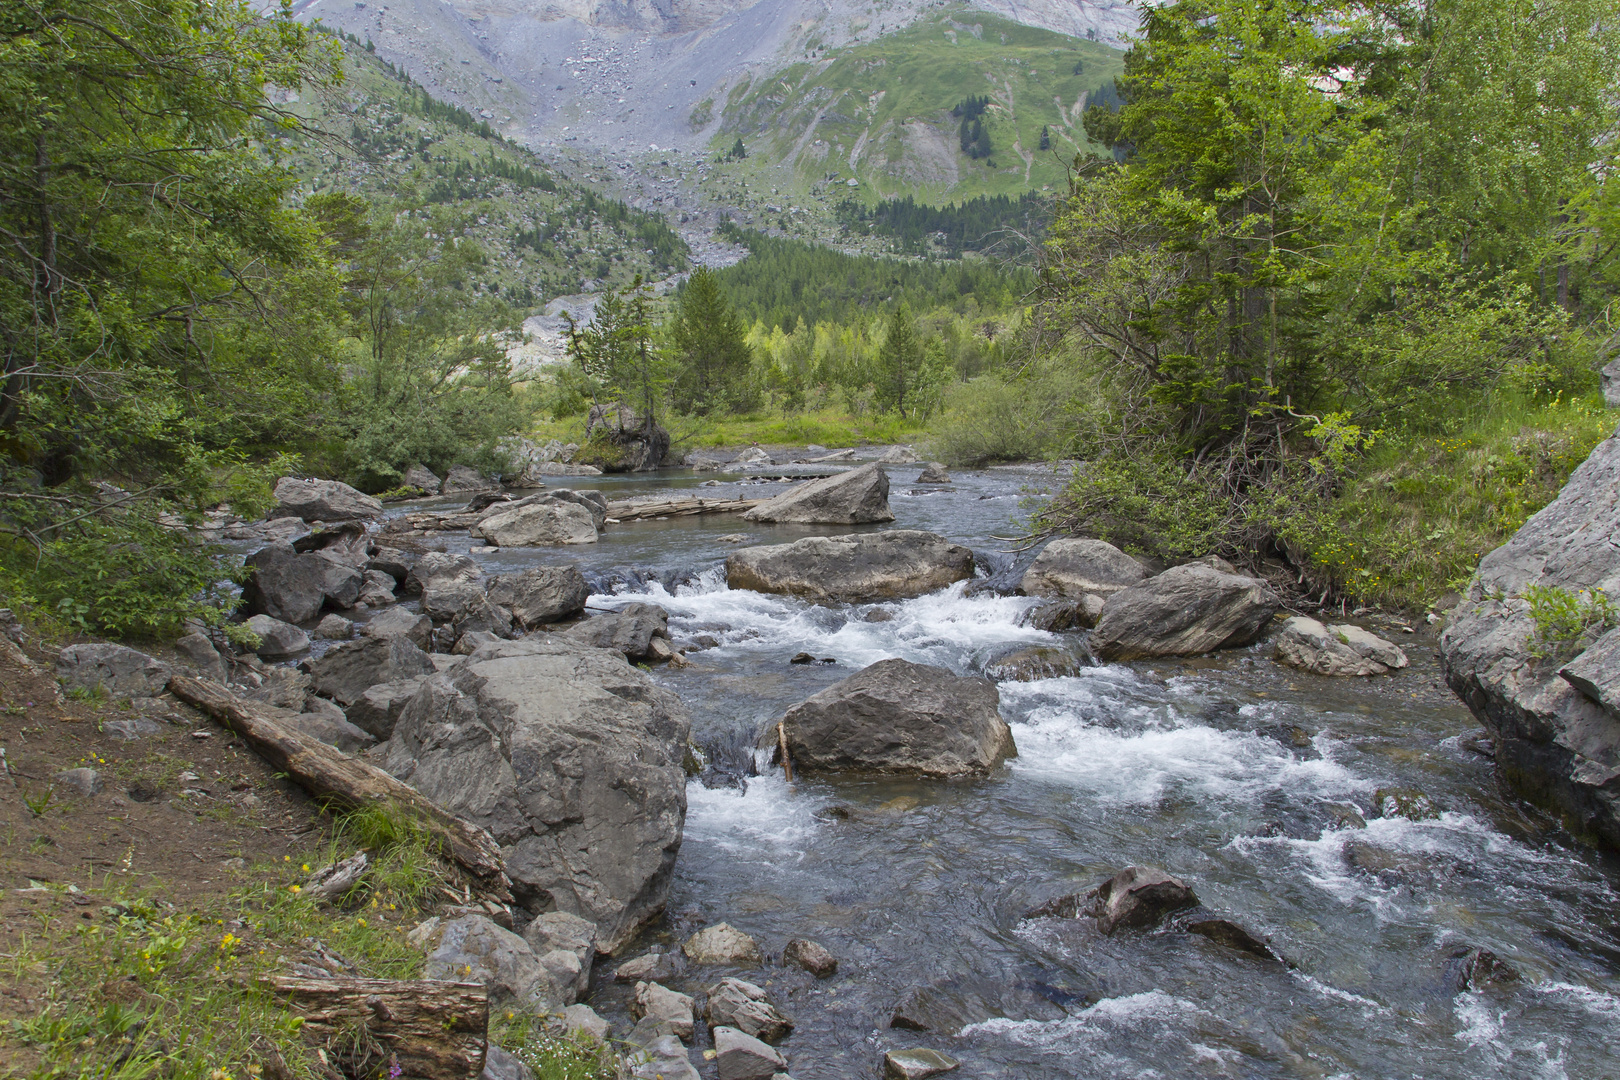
<box><xmin>876</xmin><ymin>305</ymin><xmax>921</xmax><ymax>417</ymax></box>
<box><xmin>670</xmin><ymin>267</ymin><xmax>756</xmax><ymax>414</ymax></box>
<box><xmin>1040</xmin><ymin>125</ymin><xmax>1051</xmax><ymax>151</ymax></box>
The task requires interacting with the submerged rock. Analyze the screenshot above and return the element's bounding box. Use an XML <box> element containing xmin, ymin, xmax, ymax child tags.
<box><xmin>779</xmin><ymin>658</ymin><xmax>1015</xmax><ymax>777</ymax></box>
<box><xmin>1091</xmin><ymin>564</ymin><xmax>1279</xmax><ymax>660</ymax></box>
<box><xmin>1185</xmin><ymin>918</ymin><xmax>1278</xmax><ymax>961</ymax></box>
<box><xmin>727</xmin><ymin>531</ymin><xmax>974</xmax><ymax>602</ymax></box>
<box><xmin>1091</xmin><ymin>866</ymin><xmax>1199</xmax><ymax>934</ymax></box>
<box><xmin>742</xmin><ymin>461</ymin><xmax>894</xmax><ymax>524</ymax></box>
<box><xmin>1274</xmin><ymin>616</ymin><xmax>1408</xmax><ymax>676</ymax></box>
<box><xmin>378</xmin><ymin>637</ymin><xmax>690</xmax><ymax>952</ymax></box>
<box><xmin>983</xmin><ymin>645</ymin><xmax>1087</xmax><ymax>682</ymax></box>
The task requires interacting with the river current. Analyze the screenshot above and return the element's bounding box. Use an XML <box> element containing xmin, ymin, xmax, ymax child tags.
<box><xmin>397</xmin><ymin>464</ymin><xmax>1620</xmax><ymax>1079</ymax></box>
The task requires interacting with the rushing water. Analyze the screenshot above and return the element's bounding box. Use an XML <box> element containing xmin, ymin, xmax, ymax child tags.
<box><xmin>402</xmin><ymin>464</ymin><xmax>1620</xmax><ymax>1079</ymax></box>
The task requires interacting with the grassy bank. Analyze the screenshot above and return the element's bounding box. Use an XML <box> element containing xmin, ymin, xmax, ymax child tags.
<box><xmin>1287</xmin><ymin>394</ymin><xmax>1616</xmax><ymax>611</ymax></box>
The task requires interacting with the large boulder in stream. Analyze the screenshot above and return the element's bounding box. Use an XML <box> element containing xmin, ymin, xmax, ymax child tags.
<box><xmin>742</xmin><ymin>461</ymin><xmax>895</xmax><ymax>524</ymax></box>
<box><xmin>476</xmin><ymin>498</ymin><xmax>598</xmax><ymax>546</ymax></box>
<box><xmin>778</xmin><ymin>658</ymin><xmax>1015</xmax><ymax>776</ymax></box>
<box><xmin>1440</xmin><ymin>423</ymin><xmax>1620</xmax><ymax>848</ymax></box>
<box><xmin>486</xmin><ymin>566</ymin><xmax>591</xmax><ymax>628</ymax></box>
<box><xmin>726</xmin><ymin>531</ymin><xmax>973</xmax><ymax>602</ymax></box>
<box><xmin>271</xmin><ymin>476</ymin><xmax>382</xmax><ymax>522</ymax></box>
<box><xmin>1019</xmin><ymin>538</ymin><xmax>1146</xmax><ymax>626</ymax></box>
<box><xmin>1274</xmin><ymin>616</ymin><xmax>1408</xmax><ymax>676</ymax></box>
<box><xmin>1090</xmin><ymin>564</ymin><xmax>1279</xmax><ymax>660</ymax></box>
<box><xmin>378</xmin><ymin>637</ymin><xmax>691</xmax><ymax>952</ymax></box>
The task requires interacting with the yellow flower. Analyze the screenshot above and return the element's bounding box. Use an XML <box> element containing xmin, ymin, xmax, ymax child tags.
<box><xmin>301</xmin><ymin>864</ymin><xmax>310</xmax><ymax>872</ymax></box>
<box><xmin>289</xmin><ymin>885</ymin><xmax>301</xmax><ymax>893</ymax></box>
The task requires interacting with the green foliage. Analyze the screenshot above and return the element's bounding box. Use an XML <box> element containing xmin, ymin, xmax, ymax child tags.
<box><xmin>489</xmin><ymin>1014</ymin><xmax>620</xmax><ymax>1080</ymax></box>
<box><xmin>834</xmin><ymin>192</ymin><xmax>1050</xmax><ymax>259</ymax></box>
<box><xmin>564</xmin><ymin>277</ymin><xmax>670</xmax><ymax>424</ymax></box>
<box><xmin>928</xmin><ymin>359</ymin><xmax>1085</xmax><ymax>465</ymax></box>
<box><xmin>1525</xmin><ymin>585</ymin><xmax>1617</xmax><ymax>661</ymax></box>
<box><xmin>669</xmin><ymin>267</ymin><xmax>758</xmax><ymax>415</ymax></box>
<box><xmin>1035</xmin><ymin>0</ymin><xmax>1620</xmax><ymax>604</ymax></box>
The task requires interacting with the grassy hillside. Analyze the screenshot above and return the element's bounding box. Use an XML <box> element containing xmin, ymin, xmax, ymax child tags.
<box><xmin>279</xmin><ymin>31</ymin><xmax>687</xmax><ymax>306</ymax></box>
<box><xmin>711</xmin><ymin>8</ymin><xmax>1124</xmax><ymax>205</ymax></box>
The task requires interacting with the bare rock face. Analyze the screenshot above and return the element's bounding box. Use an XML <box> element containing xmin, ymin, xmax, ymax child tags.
<box><xmin>1440</xmin><ymin>425</ymin><xmax>1620</xmax><ymax>847</ymax></box>
<box><xmin>477</xmin><ymin>499</ymin><xmax>599</xmax><ymax>546</ymax></box>
<box><xmin>307</xmin><ymin>635</ymin><xmax>434</xmax><ymax>706</ymax></box>
<box><xmin>726</xmin><ymin>531</ymin><xmax>973</xmax><ymax>603</ymax></box>
<box><xmin>778</xmin><ymin>658</ymin><xmax>1015</xmax><ymax>777</ymax></box>
<box><xmin>378</xmin><ymin>637</ymin><xmax>691</xmax><ymax>952</ymax></box>
<box><xmin>1274</xmin><ymin>616</ymin><xmax>1408</xmax><ymax>676</ymax></box>
<box><xmin>1019</xmin><ymin>539</ymin><xmax>1147</xmax><ymax>621</ymax></box>
<box><xmin>1091</xmin><ymin>564</ymin><xmax>1278</xmax><ymax>660</ymax></box>
<box><xmin>272</xmin><ymin>476</ymin><xmax>382</xmax><ymax>522</ymax></box>
<box><xmin>742</xmin><ymin>461</ymin><xmax>895</xmax><ymax>524</ymax></box>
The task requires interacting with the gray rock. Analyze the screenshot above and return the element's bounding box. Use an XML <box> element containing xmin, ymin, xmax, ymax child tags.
<box><xmin>482</xmin><ymin>1045</ymin><xmax>533</xmax><ymax>1080</ymax></box>
<box><xmin>780</xmin><ymin>658</ymin><xmax>1015</xmax><ymax>777</ymax></box>
<box><xmin>403</xmin><ymin>464</ymin><xmax>442</xmax><ymax>493</ymax></box>
<box><xmin>713</xmin><ymin>1026</ymin><xmax>786</xmax><ymax>1080</ymax></box>
<box><xmin>406</xmin><ymin>551</ymin><xmax>483</xmax><ymax>596</ymax></box>
<box><xmin>240</xmin><ymin>542</ymin><xmax>327</xmax><ymax>624</ymax></box>
<box><xmin>727</xmin><ymin>531</ymin><xmax>974</xmax><ymax>603</ymax></box>
<box><xmin>1019</xmin><ymin>538</ymin><xmax>1147</xmax><ymax>605</ymax></box>
<box><xmin>102</xmin><ymin>717</ymin><xmax>163</xmax><ymax>740</ymax></box>
<box><xmin>632</xmin><ymin>981</ymin><xmax>695</xmax><ymax>1040</ymax></box>
<box><xmin>889</xmin><ymin>977</ymin><xmax>1066</xmax><ymax>1033</ymax></box>
<box><xmin>441</xmin><ymin>464</ymin><xmax>498</xmax><ymax>494</ymax></box>
<box><xmin>378</xmin><ymin>638</ymin><xmax>690</xmax><ymax>952</ymax></box>
<box><xmin>308</xmin><ymin>635</ymin><xmax>434</xmax><ymax>706</ymax></box>
<box><xmin>545</xmin><ymin>488</ymin><xmax>608</xmax><ymax>531</ymax></box>
<box><xmin>420</xmin><ymin>580</ymin><xmax>486</xmax><ymax>624</ymax></box>
<box><xmin>706</xmin><ymin>978</ymin><xmax>792</xmax><ymax>1043</ymax></box>
<box><xmin>1185</xmin><ymin>918</ymin><xmax>1278</xmax><ymax>961</ymax></box>
<box><xmin>1091</xmin><ymin>866</ymin><xmax>1199</xmax><ymax>934</ymax></box>
<box><xmin>983</xmin><ymin>645</ymin><xmax>1087</xmax><ymax>682</ymax></box>
<box><xmin>477</xmin><ymin>500</ymin><xmax>599</xmax><ymax>547</ymax></box>
<box><xmin>452</xmin><ymin>630</ymin><xmax>502</xmax><ymax>656</ymax></box>
<box><xmin>419</xmin><ymin>914</ymin><xmax>562</xmax><ymax>1012</ymax></box>
<box><xmin>1603</xmin><ymin>356</ymin><xmax>1620</xmax><ymax>408</ymax></box>
<box><xmin>244</xmin><ymin>666</ymin><xmax>312</xmax><ymax>709</ymax></box>
<box><xmin>272</xmin><ymin>476</ymin><xmax>382</xmax><ymax>522</ymax></box>
<box><xmin>245</xmin><ymin>615</ymin><xmax>309</xmax><ymax>660</ymax></box>
<box><xmin>55</xmin><ymin>767</ymin><xmax>102</xmax><ymax>797</ymax></box>
<box><xmin>884</xmin><ymin>1048</ymin><xmax>959</xmax><ymax>1080</ymax></box>
<box><xmin>742</xmin><ymin>461</ymin><xmax>894</xmax><ymax>524</ymax></box>
<box><xmin>174</xmin><ymin>632</ymin><xmax>227</xmax><ymax>682</ymax></box>
<box><xmin>487</xmin><ymin>566</ymin><xmax>591</xmax><ymax>629</ymax></box>
<box><xmin>876</xmin><ymin>445</ymin><xmax>919</xmax><ymax>464</ymax></box>
<box><xmin>57</xmin><ymin>644</ymin><xmax>172</xmax><ymax>697</ymax></box>
<box><xmin>628</xmin><ymin>1033</ymin><xmax>699</xmax><ymax>1080</ymax></box>
<box><xmin>357</xmin><ymin>570</ymin><xmax>399</xmax><ymax>607</ymax></box>
<box><xmin>1439</xmin><ymin>426</ymin><xmax>1620</xmax><ymax>847</ymax></box>
<box><xmin>916</xmin><ymin>463</ymin><xmax>951</xmax><ymax>484</ymax></box>
<box><xmin>363</xmin><ymin>607</ymin><xmax>433</xmax><ymax>648</ymax></box>
<box><xmin>560</xmin><ymin>1003</ymin><xmax>611</xmax><ymax>1042</ymax></box>
<box><xmin>1091</xmin><ymin>564</ymin><xmax>1279</xmax><ymax>660</ymax></box>
<box><xmin>345</xmin><ymin>676</ymin><xmax>427</xmax><ymax>740</ymax></box>
<box><xmin>563</xmin><ymin>604</ymin><xmax>670</xmax><ymax>662</ymax></box>
<box><xmin>615</xmin><ymin>952</ymin><xmax>668</xmax><ymax>983</ymax></box>
<box><xmin>1020</xmin><ymin>600</ymin><xmax>1093</xmax><ymax>632</ymax></box>
<box><xmin>313</xmin><ymin>614</ymin><xmax>353</xmax><ymax>640</ymax></box>
<box><xmin>522</xmin><ymin>911</ymin><xmax>596</xmax><ymax>1001</ymax></box>
<box><xmin>367</xmin><ymin>546</ymin><xmax>414</xmax><ymax>583</ymax></box>
<box><xmin>1559</xmin><ymin>626</ymin><xmax>1620</xmax><ymax>717</ymax></box>
<box><xmin>782</xmin><ymin>938</ymin><xmax>836</xmax><ymax>978</ymax></box>
<box><xmin>683</xmin><ymin>922</ymin><xmax>762</xmax><ymax>966</ymax></box>
<box><xmin>310</xmin><ymin>551</ymin><xmax>365</xmax><ymax>609</ymax></box>
<box><xmin>289</xmin><ymin>707</ymin><xmax>377</xmax><ymax>754</ymax></box>
<box><xmin>1274</xmin><ymin>616</ymin><xmax>1408</xmax><ymax>676</ymax></box>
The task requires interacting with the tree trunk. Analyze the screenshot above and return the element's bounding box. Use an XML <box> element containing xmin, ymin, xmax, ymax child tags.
<box><xmin>258</xmin><ymin>975</ymin><xmax>488</xmax><ymax>1080</ymax></box>
<box><xmin>167</xmin><ymin>675</ymin><xmax>509</xmax><ymax>893</ymax></box>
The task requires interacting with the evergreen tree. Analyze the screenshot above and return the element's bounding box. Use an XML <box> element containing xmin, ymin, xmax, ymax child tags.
<box><xmin>1040</xmin><ymin>125</ymin><xmax>1051</xmax><ymax>151</ymax></box>
<box><xmin>875</xmin><ymin>305</ymin><xmax>921</xmax><ymax>417</ymax></box>
<box><xmin>670</xmin><ymin>267</ymin><xmax>756</xmax><ymax>414</ymax></box>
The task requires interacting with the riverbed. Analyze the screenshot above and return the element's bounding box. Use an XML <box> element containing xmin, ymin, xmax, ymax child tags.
<box><xmin>406</xmin><ymin>463</ymin><xmax>1620</xmax><ymax>1079</ymax></box>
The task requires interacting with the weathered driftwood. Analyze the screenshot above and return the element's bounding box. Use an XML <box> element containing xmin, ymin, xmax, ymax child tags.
<box><xmin>603</xmin><ymin>497</ymin><xmax>763</xmax><ymax>522</ymax></box>
<box><xmin>167</xmin><ymin>675</ymin><xmax>508</xmax><ymax>891</ymax></box>
<box><xmin>259</xmin><ymin>975</ymin><xmax>488</xmax><ymax>1080</ymax></box>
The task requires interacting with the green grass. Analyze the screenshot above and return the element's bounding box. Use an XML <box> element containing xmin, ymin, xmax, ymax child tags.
<box><xmin>711</xmin><ymin>6</ymin><xmax>1125</xmax><ymax>204</ymax></box>
<box><xmin>3</xmin><ymin>805</ymin><xmax>615</xmax><ymax>1080</ymax></box>
<box><xmin>1288</xmin><ymin>392</ymin><xmax>1616</xmax><ymax>610</ymax></box>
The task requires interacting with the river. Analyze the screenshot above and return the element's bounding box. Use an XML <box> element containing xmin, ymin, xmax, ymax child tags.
<box><xmin>397</xmin><ymin>462</ymin><xmax>1620</xmax><ymax>1079</ymax></box>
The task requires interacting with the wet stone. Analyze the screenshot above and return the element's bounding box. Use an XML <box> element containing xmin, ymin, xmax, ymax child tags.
<box><xmin>782</xmin><ymin>937</ymin><xmax>837</xmax><ymax>978</ymax></box>
<box><xmin>883</xmin><ymin>1048</ymin><xmax>959</xmax><ymax>1080</ymax></box>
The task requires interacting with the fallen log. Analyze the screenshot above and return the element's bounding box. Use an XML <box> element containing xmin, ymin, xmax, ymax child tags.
<box><xmin>603</xmin><ymin>497</ymin><xmax>763</xmax><ymax>522</ymax></box>
<box><xmin>259</xmin><ymin>975</ymin><xmax>487</xmax><ymax>1080</ymax></box>
<box><xmin>167</xmin><ymin>675</ymin><xmax>508</xmax><ymax>892</ymax></box>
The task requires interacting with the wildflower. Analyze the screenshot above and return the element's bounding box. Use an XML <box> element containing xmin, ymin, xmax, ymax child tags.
<box><xmin>301</xmin><ymin>864</ymin><xmax>310</xmax><ymax>872</ymax></box>
<box><xmin>288</xmin><ymin>885</ymin><xmax>301</xmax><ymax>893</ymax></box>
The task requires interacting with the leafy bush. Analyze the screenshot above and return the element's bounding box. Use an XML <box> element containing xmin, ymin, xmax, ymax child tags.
<box><xmin>1525</xmin><ymin>585</ymin><xmax>1617</xmax><ymax>660</ymax></box>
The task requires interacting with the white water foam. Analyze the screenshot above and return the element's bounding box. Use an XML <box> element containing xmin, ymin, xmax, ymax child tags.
<box><xmin>603</xmin><ymin>578</ymin><xmax>1050</xmax><ymax>672</ymax></box>
<box><xmin>682</xmin><ymin>772</ymin><xmax>822</xmax><ymax>860</ymax></box>
<box><xmin>964</xmin><ymin>990</ymin><xmax>1207</xmax><ymax>1071</ymax></box>
<box><xmin>998</xmin><ymin>675</ymin><xmax>1366</xmax><ymax>808</ymax></box>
